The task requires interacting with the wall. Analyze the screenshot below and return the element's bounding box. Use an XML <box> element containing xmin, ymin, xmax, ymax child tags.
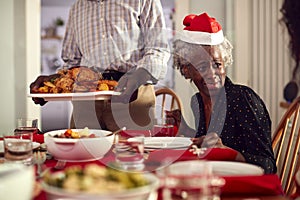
<box><xmin>0</xmin><ymin>1</ymin><xmax>15</xmax><ymax>133</ymax></box>
<box><xmin>233</xmin><ymin>0</ymin><xmax>290</xmax><ymax>132</ymax></box>
<box><xmin>0</xmin><ymin>0</ymin><xmax>40</xmax><ymax>133</ymax></box>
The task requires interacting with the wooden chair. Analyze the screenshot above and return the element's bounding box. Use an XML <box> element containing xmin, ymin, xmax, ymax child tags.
<box><xmin>155</xmin><ymin>87</ymin><xmax>183</xmax><ymax>120</ymax></box>
<box><xmin>272</xmin><ymin>96</ymin><xmax>300</xmax><ymax>195</ymax></box>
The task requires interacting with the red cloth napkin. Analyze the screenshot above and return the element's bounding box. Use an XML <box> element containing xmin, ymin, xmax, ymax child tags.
<box><xmin>148</xmin><ymin>149</ymin><xmax>199</xmax><ymax>163</ymax></box>
<box><xmin>120</xmin><ymin>130</ymin><xmax>152</xmax><ymax>137</ymax></box>
<box><xmin>146</xmin><ymin>148</ymin><xmax>239</xmax><ymax>164</ymax></box>
<box><xmin>33</xmin><ymin>130</ymin><xmax>44</xmax><ymax>144</ymax></box>
<box><xmin>221</xmin><ymin>174</ymin><xmax>284</xmax><ymax>196</ymax></box>
<box><xmin>200</xmin><ymin>148</ymin><xmax>238</xmax><ymax>161</ymax></box>
<box><xmin>156</xmin><ymin>174</ymin><xmax>284</xmax><ymax>200</ymax></box>
<box><xmin>0</xmin><ymin>130</ymin><xmax>44</xmax><ymax>143</ymax></box>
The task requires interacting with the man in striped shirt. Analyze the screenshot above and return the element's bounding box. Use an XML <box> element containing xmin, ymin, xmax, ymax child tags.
<box><xmin>31</xmin><ymin>0</ymin><xmax>170</xmax><ymax>131</ymax></box>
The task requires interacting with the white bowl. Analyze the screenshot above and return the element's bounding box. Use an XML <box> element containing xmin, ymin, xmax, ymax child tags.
<box><xmin>41</xmin><ymin>172</ymin><xmax>160</xmax><ymax>200</ymax></box>
<box><xmin>44</xmin><ymin>129</ymin><xmax>114</xmax><ymax>162</ymax></box>
<box><xmin>0</xmin><ymin>163</ymin><xmax>35</xmax><ymax>200</ymax></box>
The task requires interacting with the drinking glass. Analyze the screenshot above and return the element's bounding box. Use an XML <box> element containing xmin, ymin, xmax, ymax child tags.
<box><xmin>115</xmin><ymin>135</ymin><xmax>145</xmax><ymax>171</ymax></box>
<box><xmin>152</xmin><ymin>118</ymin><xmax>175</xmax><ymax>137</ymax></box>
<box><xmin>159</xmin><ymin>161</ymin><xmax>224</xmax><ymax>200</ymax></box>
<box><xmin>4</xmin><ymin>131</ymin><xmax>33</xmax><ymax>165</ymax></box>
<box><xmin>14</xmin><ymin>118</ymin><xmax>38</xmax><ymax>135</ymax></box>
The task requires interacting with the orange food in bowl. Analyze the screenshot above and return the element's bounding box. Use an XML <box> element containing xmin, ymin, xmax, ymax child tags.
<box><xmin>44</xmin><ymin>129</ymin><xmax>114</xmax><ymax>162</ymax></box>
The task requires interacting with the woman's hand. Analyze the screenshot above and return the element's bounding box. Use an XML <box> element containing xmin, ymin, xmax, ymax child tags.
<box><xmin>192</xmin><ymin>132</ymin><xmax>246</xmax><ymax>162</ymax></box>
<box><xmin>192</xmin><ymin>132</ymin><xmax>224</xmax><ymax>148</ymax></box>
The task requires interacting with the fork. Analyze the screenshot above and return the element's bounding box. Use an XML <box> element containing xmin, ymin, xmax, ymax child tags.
<box><xmin>54</xmin><ymin>160</ymin><xmax>66</xmax><ymax>170</ymax></box>
<box><xmin>189</xmin><ymin>145</ymin><xmax>207</xmax><ymax>157</ymax></box>
<box><xmin>33</xmin><ymin>151</ymin><xmax>46</xmax><ymax>178</ymax></box>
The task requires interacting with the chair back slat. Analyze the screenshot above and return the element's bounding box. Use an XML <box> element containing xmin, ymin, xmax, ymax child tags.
<box><xmin>272</xmin><ymin>97</ymin><xmax>300</xmax><ymax>195</ymax></box>
<box><xmin>155</xmin><ymin>87</ymin><xmax>183</xmax><ymax>121</ymax></box>
<box><xmin>161</xmin><ymin>93</ymin><xmax>167</xmax><ymax>117</ymax></box>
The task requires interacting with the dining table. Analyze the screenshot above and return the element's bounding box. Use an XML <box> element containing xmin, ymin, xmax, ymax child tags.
<box><xmin>29</xmin><ymin>130</ymin><xmax>293</xmax><ymax>200</ymax></box>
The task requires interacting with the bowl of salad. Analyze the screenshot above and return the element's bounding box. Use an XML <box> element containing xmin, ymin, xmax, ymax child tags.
<box><xmin>41</xmin><ymin>164</ymin><xmax>160</xmax><ymax>200</ymax></box>
<box><xmin>44</xmin><ymin>128</ymin><xmax>114</xmax><ymax>162</ymax></box>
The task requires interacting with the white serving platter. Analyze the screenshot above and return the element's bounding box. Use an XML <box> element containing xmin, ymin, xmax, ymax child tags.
<box><xmin>28</xmin><ymin>91</ymin><xmax>121</xmax><ymax>101</ymax></box>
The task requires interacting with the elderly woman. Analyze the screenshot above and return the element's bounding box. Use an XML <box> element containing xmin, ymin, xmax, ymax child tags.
<box><xmin>169</xmin><ymin>13</ymin><xmax>276</xmax><ymax>174</ymax></box>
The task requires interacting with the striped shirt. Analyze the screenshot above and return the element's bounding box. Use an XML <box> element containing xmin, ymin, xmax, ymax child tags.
<box><xmin>61</xmin><ymin>0</ymin><xmax>170</xmax><ymax>80</ymax></box>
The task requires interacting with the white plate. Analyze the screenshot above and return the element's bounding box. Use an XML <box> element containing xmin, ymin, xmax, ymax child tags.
<box><xmin>208</xmin><ymin>161</ymin><xmax>264</xmax><ymax>176</ymax></box>
<box><xmin>143</xmin><ymin>137</ymin><xmax>192</xmax><ymax>149</ymax></box>
<box><xmin>28</xmin><ymin>91</ymin><xmax>121</xmax><ymax>101</ymax></box>
<box><xmin>0</xmin><ymin>141</ymin><xmax>40</xmax><ymax>153</ymax></box>
<box><xmin>169</xmin><ymin>160</ymin><xmax>264</xmax><ymax>176</ymax></box>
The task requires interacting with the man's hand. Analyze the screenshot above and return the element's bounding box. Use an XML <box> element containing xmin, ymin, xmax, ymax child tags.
<box><xmin>113</xmin><ymin>68</ymin><xmax>155</xmax><ymax>103</ymax></box>
<box><xmin>30</xmin><ymin>74</ymin><xmax>60</xmax><ymax>106</ymax></box>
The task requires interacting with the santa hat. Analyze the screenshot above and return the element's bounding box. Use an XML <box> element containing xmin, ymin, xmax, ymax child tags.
<box><xmin>178</xmin><ymin>13</ymin><xmax>224</xmax><ymax>45</ymax></box>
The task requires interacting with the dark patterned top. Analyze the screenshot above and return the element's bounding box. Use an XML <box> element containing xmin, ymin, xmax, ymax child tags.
<box><xmin>191</xmin><ymin>77</ymin><xmax>277</xmax><ymax>174</ymax></box>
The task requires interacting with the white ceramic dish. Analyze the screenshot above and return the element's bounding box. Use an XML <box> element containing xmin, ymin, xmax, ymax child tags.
<box><xmin>208</xmin><ymin>161</ymin><xmax>264</xmax><ymax>176</ymax></box>
<box><xmin>0</xmin><ymin>163</ymin><xmax>35</xmax><ymax>200</ymax></box>
<box><xmin>169</xmin><ymin>160</ymin><xmax>264</xmax><ymax>176</ymax></box>
<box><xmin>28</xmin><ymin>91</ymin><xmax>120</xmax><ymax>101</ymax></box>
<box><xmin>41</xmin><ymin>172</ymin><xmax>159</xmax><ymax>200</ymax></box>
<box><xmin>0</xmin><ymin>141</ymin><xmax>40</xmax><ymax>153</ymax></box>
<box><xmin>143</xmin><ymin>137</ymin><xmax>192</xmax><ymax>150</ymax></box>
<box><xmin>44</xmin><ymin>129</ymin><xmax>114</xmax><ymax>162</ymax></box>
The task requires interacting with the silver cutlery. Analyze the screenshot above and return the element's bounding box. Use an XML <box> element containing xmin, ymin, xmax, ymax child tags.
<box><xmin>33</xmin><ymin>151</ymin><xmax>46</xmax><ymax>178</ymax></box>
<box><xmin>105</xmin><ymin>127</ymin><xmax>126</xmax><ymax>137</ymax></box>
<box><xmin>54</xmin><ymin>160</ymin><xmax>66</xmax><ymax>170</ymax></box>
<box><xmin>189</xmin><ymin>145</ymin><xmax>207</xmax><ymax>156</ymax></box>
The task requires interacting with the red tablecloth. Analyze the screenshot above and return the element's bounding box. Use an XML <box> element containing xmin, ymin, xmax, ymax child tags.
<box><xmin>32</xmin><ymin>132</ymin><xmax>284</xmax><ymax>200</ymax></box>
<box><xmin>34</xmin><ymin>147</ymin><xmax>284</xmax><ymax>200</ymax></box>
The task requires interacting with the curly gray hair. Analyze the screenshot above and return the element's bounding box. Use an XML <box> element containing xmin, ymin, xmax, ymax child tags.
<box><xmin>173</xmin><ymin>37</ymin><xmax>233</xmax><ymax>73</ymax></box>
